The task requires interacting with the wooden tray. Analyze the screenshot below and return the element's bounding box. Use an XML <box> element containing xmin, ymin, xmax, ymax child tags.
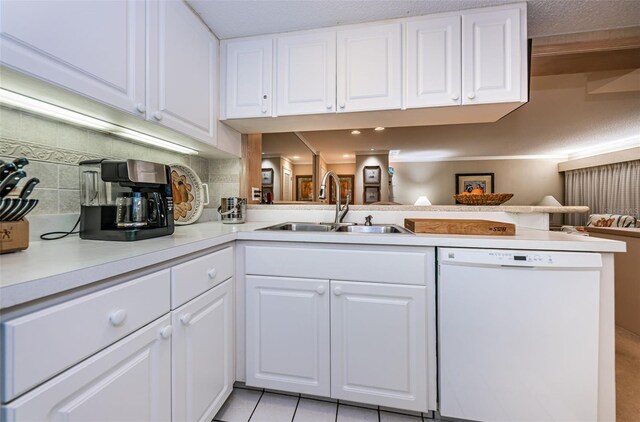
<box><xmin>405</xmin><ymin>218</ymin><xmax>515</xmax><ymax>236</ymax></box>
<box><xmin>0</xmin><ymin>219</ymin><xmax>29</xmax><ymax>254</ymax></box>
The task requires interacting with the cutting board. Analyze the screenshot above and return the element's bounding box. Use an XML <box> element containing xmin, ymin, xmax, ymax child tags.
<box><xmin>404</xmin><ymin>218</ymin><xmax>515</xmax><ymax>236</ymax></box>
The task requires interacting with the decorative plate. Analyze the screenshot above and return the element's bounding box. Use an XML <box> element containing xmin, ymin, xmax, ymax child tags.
<box><xmin>169</xmin><ymin>163</ymin><xmax>209</xmax><ymax>225</ymax></box>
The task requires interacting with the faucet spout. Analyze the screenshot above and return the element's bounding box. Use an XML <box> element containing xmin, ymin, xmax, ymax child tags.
<box><xmin>319</xmin><ymin>170</ymin><xmax>349</xmax><ymax>224</ymax></box>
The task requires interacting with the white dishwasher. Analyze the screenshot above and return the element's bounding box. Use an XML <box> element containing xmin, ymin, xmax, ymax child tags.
<box><xmin>438</xmin><ymin>248</ymin><xmax>602</xmax><ymax>422</ymax></box>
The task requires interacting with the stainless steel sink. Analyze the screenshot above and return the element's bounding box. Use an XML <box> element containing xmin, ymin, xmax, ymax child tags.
<box><xmin>335</xmin><ymin>225</ymin><xmax>411</xmax><ymax>234</ymax></box>
<box><xmin>260</xmin><ymin>222</ymin><xmax>412</xmax><ymax>234</ymax></box>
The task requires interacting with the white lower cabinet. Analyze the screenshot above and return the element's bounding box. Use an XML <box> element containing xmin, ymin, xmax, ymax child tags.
<box><xmin>246</xmin><ymin>276</ymin><xmax>331</xmax><ymax>396</ymax></box>
<box><xmin>2</xmin><ymin>315</ymin><xmax>172</xmax><ymax>422</ymax></box>
<box><xmin>331</xmin><ymin>281</ymin><xmax>428</xmax><ymax>411</ymax></box>
<box><xmin>172</xmin><ymin>278</ymin><xmax>234</xmax><ymax>422</ymax></box>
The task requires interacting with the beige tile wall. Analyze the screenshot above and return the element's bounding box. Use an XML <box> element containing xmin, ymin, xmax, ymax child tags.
<box><xmin>0</xmin><ymin>106</ymin><xmax>240</xmax><ymax>218</ymax></box>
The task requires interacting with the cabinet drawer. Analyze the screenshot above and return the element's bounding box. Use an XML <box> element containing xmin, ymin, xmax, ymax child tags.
<box><xmin>245</xmin><ymin>246</ymin><xmax>430</xmax><ymax>285</ymax></box>
<box><xmin>1</xmin><ymin>270</ymin><xmax>170</xmax><ymax>403</ymax></box>
<box><xmin>171</xmin><ymin>247</ymin><xmax>234</xmax><ymax>308</ymax></box>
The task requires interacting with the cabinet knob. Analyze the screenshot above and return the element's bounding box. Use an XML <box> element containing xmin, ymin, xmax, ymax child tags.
<box><xmin>207</xmin><ymin>269</ymin><xmax>217</xmax><ymax>279</ymax></box>
<box><xmin>451</xmin><ymin>93</ymin><xmax>460</xmax><ymax>101</ymax></box>
<box><xmin>339</xmin><ymin>104</ymin><xmax>345</xmax><ymax>109</ymax></box>
<box><xmin>136</xmin><ymin>103</ymin><xmax>146</xmax><ymax>113</ymax></box>
<box><xmin>108</xmin><ymin>309</ymin><xmax>127</xmax><ymax>327</ymax></box>
<box><xmin>159</xmin><ymin>325</ymin><xmax>173</xmax><ymax>339</ymax></box>
<box><xmin>326</xmin><ymin>104</ymin><xmax>333</xmax><ymax>110</ymax></box>
<box><xmin>333</xmin><ymin>287</ymin><xmax>342</xmax><ymax>296</ymax></box>
<box><xmin>467</xmin><ymin>92</ymin><xmax>476</xmax><ymax>100</ymax></box>
<box><xmin>180</xmin><ymin>313</ymin><xmax>192</xmax><ymax>326</ymax></box>
<box><xmin>316</xmin><ymin>286</ymin><xmax>325</xmax><ymax>295</ymax></box>
<box><xmin>153</xmin><ymin>111</ymin><xmax>163</xmax><ymax>121</ymax></box>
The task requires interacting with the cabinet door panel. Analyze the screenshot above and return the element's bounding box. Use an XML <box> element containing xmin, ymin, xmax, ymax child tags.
<box><xmin>2</xmin><ymin>316</ymin><xmax>171</xmax><ymax>422</ymax></box>
<box><xmin>246</xmin><ymin>276</ymin><xmax>330</xmax><ymax>396</ymax></box>
<box><xmin>337</xmin><ymin>24</ymin><xmax>402</xmax><ymax>112</ymax></box>
<box><xmin>0</xmin><ymin>0</ymin><xmax>145</xmax><ymax>115</ymax></box>
<box><xmin>172</xmin><ymin>279</ymin><xmax>234</xmax><ymax>422</ymax></box>
<box><xmin>407</xmin><ymin>16</ymin><xmax>461</xmax><ymax>108</ymax></box>
<box><xmin>277</xmin><ymin>32</ymin><xmax>336</xmax><ymax>115</ymax></box>
<box><xmin>147</xmin><ymin>0</ymin><xmax>217</xmax><ymax>144</ymax></box>
<box><xmin>225</xmin><ymin>38</ymin><xmax>273</xmax><ymax>118</ymax></box>
<box><xmin>331</xmin><ymin>281</ymin><xmax>428</xmax><ymax>411</ymax></box>
<box><xmin>462</xmin><ymin>7</ymin><xmax>523</xmax><ymax>103</ymax></box>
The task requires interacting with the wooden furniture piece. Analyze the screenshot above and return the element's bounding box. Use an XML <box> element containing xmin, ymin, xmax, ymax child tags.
<box><xmin>405</xmin><ymin>218</ymin><xmax>516</xmax><ymax>236</ymax></box>
<box><xmin>587</xmin><ymin>227</ymin><xmax>640</xmax><ymax>336</ymax></box>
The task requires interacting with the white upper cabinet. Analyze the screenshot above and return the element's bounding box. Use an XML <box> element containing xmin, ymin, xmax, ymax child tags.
<box><xmin>337</xmin><ymin>24</ymin><xmax>402</xmax><ymax>112</ymax></box>
<box><xmin>224</xmin><ymin>38</ymin><xmax>273</xmax><ymax>118</ymax></box>
<box><xmin>0</xmin><ymin>0</ymin><xmax>146</xmax><ymax>116</ymax></box>
<box><xmin>147</xmin><ymin>0</ymin><xmax>218</xmax><ymax>145</ymax></box>
<box><xmin>276</xmin><ymin>32</ymin><xmax>336</xmax><ymax>116</ymax></box>
<box><xmin>406</xmin><ymin>16</ymin><xmax>462</xmax><ymax>108</ymax></box>
<box><xmin>462</xmin><ymin>6</ymin><xmax>526</xmax><ymax>104</ymax></box>
<box><xmin>331</xmin><ymin>281</ymin><xmax>429</xmax><ymax>412</ymax></box>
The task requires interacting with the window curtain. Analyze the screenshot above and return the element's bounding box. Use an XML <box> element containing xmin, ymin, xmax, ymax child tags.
<box><xmin>565</xmin><ymin>160</ymin><xmax>640</xmax><ymax>226</ymax></box>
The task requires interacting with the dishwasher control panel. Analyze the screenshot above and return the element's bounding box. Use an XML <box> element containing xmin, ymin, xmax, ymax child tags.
<box><xmin>440</xmin><ymin>248</ymin><xmax>603</xmax><ymax>269</ymax></box>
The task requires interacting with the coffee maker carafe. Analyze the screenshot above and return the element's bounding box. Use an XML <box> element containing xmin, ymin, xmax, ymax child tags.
<box><xmin>79</xmin><ymin>159</ymin><xmax>174</xmax><ymax>241</ymax></box>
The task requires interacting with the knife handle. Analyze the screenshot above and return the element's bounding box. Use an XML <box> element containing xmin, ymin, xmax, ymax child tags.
<box><xmin>19</xmin><ymin>177</ymin><xmax>40</xmax><ymax>200</ymax></box>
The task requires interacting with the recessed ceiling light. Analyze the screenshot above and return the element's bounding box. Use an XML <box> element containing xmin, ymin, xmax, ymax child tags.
<box><xmin>351</xmin><ymin>130</ymin><xmax>360</xmax><ymax>135</ymax></box>
<box><xmin>342</xmin><ymin>154</ymin><xmax>350</xmax><ymax>158</ymax></box>
<box><xmin>292</xmin><ymin>156</ymin><xmax>300</xmax><ymax>159</ymax></box>
<box><xmin>370</xmin><ymin>148</ymin><xmax>375</xmax><ymax>151</ymax></box>
<box><xmin>374</xmin><ymin>127</ymin><xmax>385</xmax><ymax>131</ymax></box>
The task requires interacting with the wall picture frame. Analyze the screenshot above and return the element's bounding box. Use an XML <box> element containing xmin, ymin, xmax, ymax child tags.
<box><xmin>455</xmin><ymin>173</ymin><xmax>495</xmax><ymax>197</ymax></box>
<box><xmin>261</xmin><ymin>168</ymin><xmax>274</xmax><ymax>186</ymax></box>
<box><xmin>363</xmin><ymin>166</ymin><xmax>381</xmax><ymax>185</ymax></box>
<box><xmin>296</xmin><ymin>175</ymin><xmax>314</xmax><ymax>201</ymax></box>
<box><xmin>328</xmin><ymin>175</ymin><xmax>354</xmax><ymax>204</ymax></box>
<box><xmin>364</xmin><ymin>186</ymin><xmax>380</xmax><ymax>204</ymax></box>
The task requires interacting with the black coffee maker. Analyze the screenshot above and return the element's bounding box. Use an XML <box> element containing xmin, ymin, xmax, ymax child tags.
<box><xmin>79</xmin><ymin>159</ymin><xmax>174</xmax><ymax>241</ymax></box>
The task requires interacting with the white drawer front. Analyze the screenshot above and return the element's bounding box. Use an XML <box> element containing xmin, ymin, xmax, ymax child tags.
<box><xmin>245</xmin><ymin>246</ymin><xmax>430</xmax><ymax>285</ymax></box>
<box><xmin>171</xmin><ymin>247</ymin><xmax>234</xmax><ymax>308</ymax></box>
<box><xmin>1</xmin><ymin>270</ymin><xmax>170</xmax><ymax>403</ymax></box>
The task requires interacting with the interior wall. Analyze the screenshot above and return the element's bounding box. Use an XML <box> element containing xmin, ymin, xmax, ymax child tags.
<box><xmin>391</xmin><ymin>158</ymin><xmax>564</xmax><ymax>206</ymax></box>
<box><xmin>355</xmin><ymin>154</ymin><xmax>389</xmax><ymax>205</ymax></box>
<box><xmin>327</xmin><ymin>163</ymin><xmax>356</xmax><ymax>174</ymax></box>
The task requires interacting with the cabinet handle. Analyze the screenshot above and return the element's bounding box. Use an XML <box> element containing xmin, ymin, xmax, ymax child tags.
<box><xmin>467</xmin><ymin>92</ymin><xmax>476</xmax><ymax>100</ymax></box>
<box><xmin>326</xmin><ymin>104</ymin><xmax>333</xmax><ymax>110</ymax></box>
<box><xmin>153</xmin><ymin>111</ymin><xmax>163</xmax><ymax>121</ymax></box>
<box><xmin>180</xmin><ymin>313</ymin><xmax>192</xmax><ymax>326</ymax></box>
<box><xmin>207</xmin><ymin>268</ymin><xmax>217</xmax><ymax>279</ymax></box>
<box><xmin>108</xmin><ymin>309</ymin><xmax>127</xmax><ymax>327</ymax></box>
<box><xmin>136</xmin><ymin>103</ymin><xmax>146</xmax><ymax>113</ymax></box>
<box><xmin>316</xmin><ymin>286</ymin><xmax>325</xmax><ymax>295</ymax></box>
<box><xmin>333</xmin><ymin>287</ymin><xmax>342</xmax><ymax>296</ymax></box>
<box><xmin>451</xmin><ymin>93</ymin><xmax>460</xmax><ymax>101</ymax></box>
<box><xmin>159</xmin><ymin>325</ymin><xmax>173</xmax><ymax>339</ymax></box>
<box><xmin>339</xmin><ymin>104</ymin><xmax>345</xmax><ymax>109</ymax></box>
<box><xmin>261</xmin><ymin>94</ymin><xmax>268</xmax><ymax>114</ymax></box>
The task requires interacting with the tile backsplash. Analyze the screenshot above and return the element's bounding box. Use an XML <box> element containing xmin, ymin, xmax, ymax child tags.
<box><xmin>0</xmin><ymin>105</ymin><xmax>240</xmax><ymax>219</ymax></box>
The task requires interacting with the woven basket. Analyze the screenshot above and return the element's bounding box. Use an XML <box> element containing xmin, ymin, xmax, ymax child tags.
<box><xmin>454</xmin><ymin>193</ymin><xmax>514</xmax><ymax>205</ymax></box>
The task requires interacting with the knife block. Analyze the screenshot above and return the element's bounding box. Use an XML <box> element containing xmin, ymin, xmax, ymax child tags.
<box><xmin>0</xmin><ymin>219</ymin><xmax>29</xmax><ymax>254</ymax></box>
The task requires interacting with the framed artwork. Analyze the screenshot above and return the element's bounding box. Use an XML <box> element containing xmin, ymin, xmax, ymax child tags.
<box><xmin>455</xmin><ymin>173</ymin><xmax>495</xmax><ymax>196</ymax></box>
<box><xmin>364</xmin><ymin>186</ymin><xmax>380</xmax><ymax>204</ymax></box>
<box><xmin>261</xmin><ymin>168</ymin><xmax>274</xmax><ymax>186</ymax></box>
<box><xmin>363</xmin><ymin>166</ymin><xmax>381</xmax><ymax>185</ymax></box>
<box><xmin>296</xmin><ymin>175</ymin><xmax>314</xmax><ymax>201</ymax></box>
<box><xmin>328</xmin><ymin>175</ymin><xmax>354</xmax><ymax>204</ymax></box>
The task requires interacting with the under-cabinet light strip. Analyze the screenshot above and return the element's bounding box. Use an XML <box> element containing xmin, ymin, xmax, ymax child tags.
<box><xmin>0</xmin><ymin>89</ymin><xmax>198</xmax><ymax>155</ymax></box>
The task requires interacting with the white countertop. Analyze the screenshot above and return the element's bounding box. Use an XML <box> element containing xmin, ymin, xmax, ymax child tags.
<box><xmin>0</xmin><ymin>221</ymin><xmax>625</xmax><ymax>309</ymax></box>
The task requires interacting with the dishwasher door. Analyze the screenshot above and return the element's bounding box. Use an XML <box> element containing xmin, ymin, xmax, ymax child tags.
<box><xmin>438</xmin><ymin>248</ymin><xmax>602</xmax><ymax>422</ymax></box>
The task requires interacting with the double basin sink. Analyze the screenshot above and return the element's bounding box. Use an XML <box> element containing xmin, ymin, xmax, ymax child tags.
<box><xmin>261</xmin><ymin>222</ymin><xmax>412</xmax><ymax>234</ymax></box>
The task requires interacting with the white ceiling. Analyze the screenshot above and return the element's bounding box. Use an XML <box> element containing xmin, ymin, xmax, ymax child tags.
<box><xmin>188</xmin><ymin>0</ymin><xmax>640</xmax><ymax>40</ymax></box>
<box><xmin>296</xmin><ymin>72</ymin><xmax>640</xmax><ymax>163</ymax></box>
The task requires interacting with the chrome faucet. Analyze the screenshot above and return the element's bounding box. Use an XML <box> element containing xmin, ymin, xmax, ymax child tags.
<box><xmin>318</xmin><ymin>170</ymin><xmax>349</xmax><ymax>223</ymax></box>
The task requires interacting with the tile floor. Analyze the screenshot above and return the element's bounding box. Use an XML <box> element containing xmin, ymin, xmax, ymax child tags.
<box><xmin>214</xmin><ymin>384</ymin><xmax>434</xmax><ymax>422</ymax></box>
